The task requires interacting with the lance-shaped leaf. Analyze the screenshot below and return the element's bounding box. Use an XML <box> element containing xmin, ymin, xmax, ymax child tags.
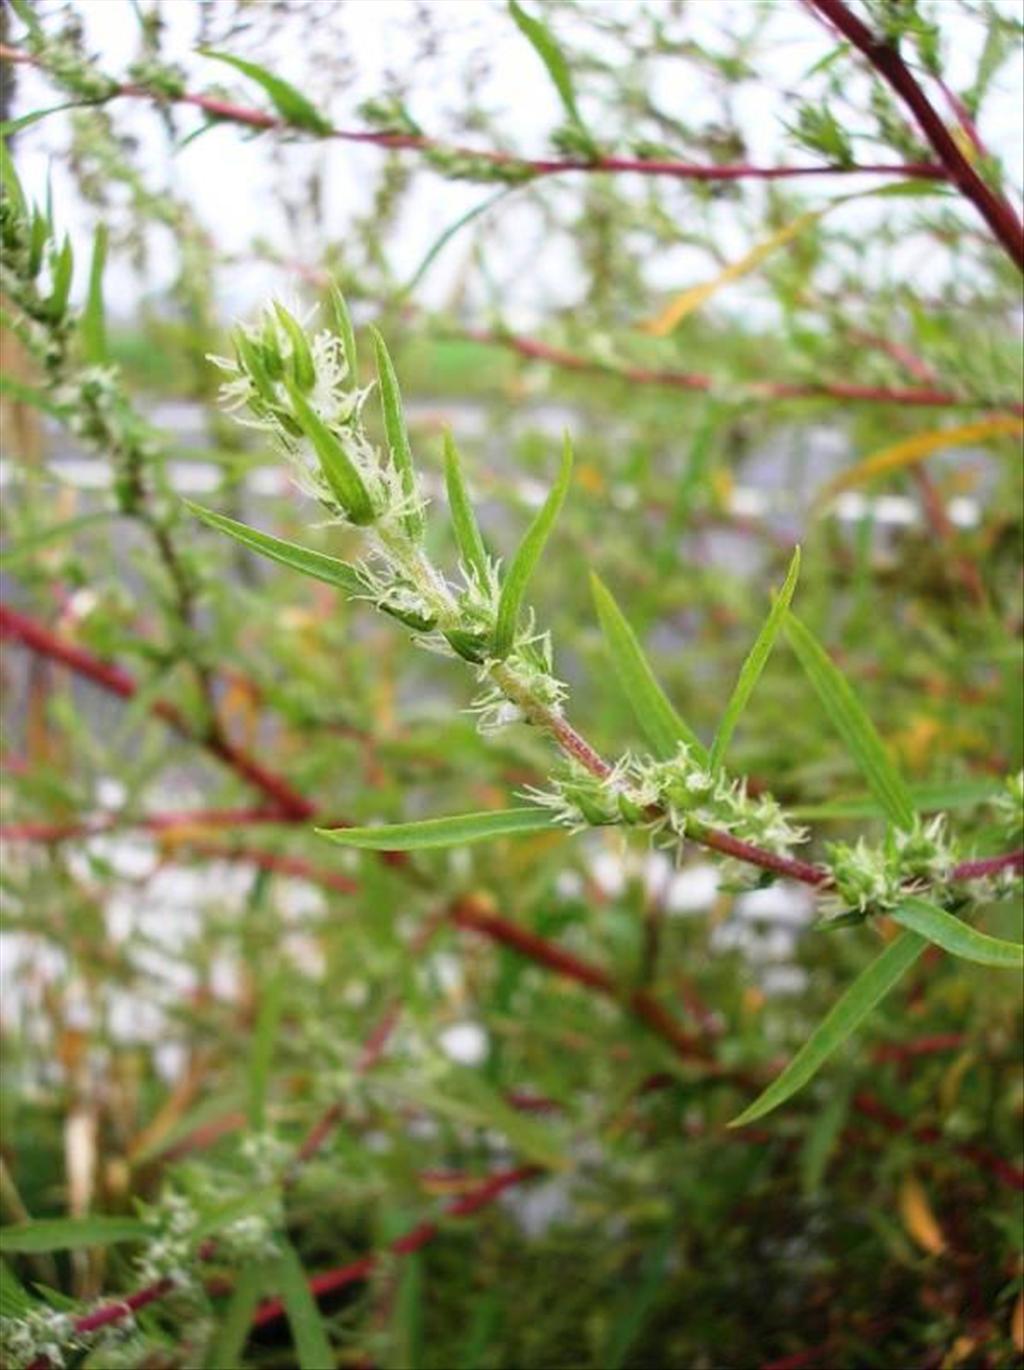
<box><xmin>286</xmin><ymin>383</ymin><xmax>377</xmax><ymax>525</ymax></box>
<box><xmin>890</xmin><ymin>896</ymin><xmax>1023</xmax><ymax>968</ymax></box>
<box><xmin>402</xmin><ymin>186</ymin><xmax>515</xmax><ymax>296</ymax></box>
<box><xmin>330</xmin><ymin>284</ymin><xmax>358</xmax><ymax>379</ymax></box>
<box><xmin>818</xmin><ymin>416</ymin><xmax>1023</xmax><ymax>502</ymax></box>
<box><xmin>274</xmin><ymin>302</ymin><xmax>316</xmax><ymax>391</ymax></box>
<box><xmin>198</xmin><ymin>50</ymin><xmax>332</xmax><ymax>134</ymax></box>
<box><xmin>641</xmin><ymin>209</ymin><xmax>826</xmax><ymax>336</ymax></box>
<box><xmin>249</xmin><ymin>970</ymin><xmax>284</xmax><ymax>1129</ymax></box>
<box><xmin>0</xmin><ymin>511</ymin><xmax>116</xmax><ymax>566</ymax></box>
<box><xmin>45</xmin><ymin>235</ymin><xmax>74</xmax><ymax>320</ymax></box>
<box><xmin>493</xmin><ymin>437</ymin><xmax>573</xmax><ymax>659</ymax></box>
<box><xmin>0</xmin><ymin>136</ymin><xmax>26</xmax><ymax>218</ymax></box>
<box><xmin>80</xmin><ymin>223</ymin><xmax>108</xmax><ymax>365</ymax></box>
<box><xmin>185</xmin><ymin>502</ymin><xmax>365</xmax><ymax>593</ymax></box>
<box><xmin>187</xmin><ymin>502</ymin><xmax>436</xmax><ymax>631</ymax></box>
<box><xmin>28</xmin><ymin>208</ymin><xmax>48</xmax><ymax>278</ymax></box>
<box><xmin>0</xmin><ymin>1216</ymin><xmax>146</xmax><ymax>1253</ymax></box>
<box><xmin>393</xmin><ymin>1070</ymin><xmax>569</xmax><ymax>1171</ymax></box>
<box><xmin>730</xmin><ymin>930</ymin><xmax>926</xmax><ymax>1127</ymax></box>
<box><xmin>591</xmin><ymin>572</ymin><xmax>707</xmax><ymax>763</ymax></box>
<box><xmin>444</xmin><ymin>429</ymin><xmax>490</xmax><ymax>587</ymax></box>
<box><xmin>785</xmin><ymin>611</ymin><xmax>915</xmax><ymax>832</ymax></box>
<box><xmin>205</xmin><ymin>1264</ymin><xmax>270</xmax><ymax>1370</ymax></box>
<box><xmin>710</xmin><ymin>547</ymin><xmax>800</xmax><ymax>771</ymax></box>
<box><xmin>508</xmin><ymin>0</ymin><xmax>586</xmax><ymax>132</ymax></box>
<box><xmin>274</xmin><ymin>1241</ymin><xmax>334</xmax><ymax>1370</ymax></box>
<box><xmin>317</xmin><ymin>808</ymin><xmax>556</xmax><ymax>851</ymax></box>
<box><xmin>371</xmin><ymin>326</ymin><xmax>423</xmax><ymax>541</ymax></box>
<box><xmin>3</xmin><ymin>104</ymin><xmax>84</xmax><ymax>138</ymax></box>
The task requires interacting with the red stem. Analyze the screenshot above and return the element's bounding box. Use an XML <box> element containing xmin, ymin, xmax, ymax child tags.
<box><xmin>451</xmin><ymin>896</ymin><xmax>709</xmax><ymax>1062</ymax></box>
<box><xmin>949</xmin><ymin>849</ymin><xmax>1023</xmax><ymax>881</ymax></box>
<box><xmin>1</xmin><ymin>603</ymin><xmax>314</xmax><ymax>819</ymax></box>
<box><xmin>0</xmin><ymin>44</ymin><xmax>946</xmax><ymax>188</ymax></box>
<box><xmin>0</xmin><ymin>807</ymin><xmax>299</xmax><ymax>843</ymax></box>
<box><xmin>852</xmin><ymin>1091</ymin><xmax>1024</xmax><ymax>1190</ymax></box>
<box><xmin>251</xmin><ymin>1166</ymin><xmax>540</xmax><ymax>1328</ymax></box>
<box><xmin>807</xmin><ymin>0</ymin><xmax>1024</xmax><ymax>271</ymax></box>
<box><xmin>461</xmin><ymin>329</ymin><xmax>1024</xmax><ymax>416</ymax></box>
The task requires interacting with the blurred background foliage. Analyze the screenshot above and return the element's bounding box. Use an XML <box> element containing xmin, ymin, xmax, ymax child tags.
<box><xmin>0</xmin><ymin>1</ymin><xmax>1022</xmax><ymax>1367</ymax></box>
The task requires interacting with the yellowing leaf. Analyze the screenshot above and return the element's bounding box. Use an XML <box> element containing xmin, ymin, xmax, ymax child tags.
<box><xmin>899</xmin><ymin>1176</ymin><xmax>946</xmax><ymax>1256</ymax></box>
<box><xmin>1011</xmin><ymin>1290</ymin><xmax>1023</xmax><ymax>1354</ymax></box>
<box><xmin>640</xmin><ymin>209</ymin><xmax>824</xmax><ymax>336</ymax></box>
<box><xmin>819</xmin><ymin>417</ymin><xmax>1023</xmax><ymax>502</ymax></box>
<box><xmin>941</xmin><ymin>1337</ymin><xmax>976</xmax><ymax>1369</ymax></box>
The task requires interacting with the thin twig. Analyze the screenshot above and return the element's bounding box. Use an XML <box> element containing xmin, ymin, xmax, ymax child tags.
<box><xmin>807</xmin><ymin>0</ymin><xmax>1024</xmax><ymax>271</ymax></box>
<box><xmin>0</xmin><ymin>43</ymin><xmax>948</xmax><ymax>188</ymax></box>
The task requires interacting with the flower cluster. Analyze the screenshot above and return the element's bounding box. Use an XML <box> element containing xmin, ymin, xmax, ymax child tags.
<box><xmin>134</xmin><ymin>1189</ymin><xmax>202</xmax><ymax>1289</ymax></box>
<box><xmin>826</xmin><ymin>815</ymin><xmax>958</xmax><ymax>916</ymax></box>
<box><xmin>991</xmin><ymin>770</ymin><xmax>1023</xmax><ymax>839</ymax></box>
<box><xmin>0</xmin><ymin>1308</ymin><xmax>78</xmax><ymax>1370</ymax></box>
<box><xmin>211</xmin><ymin>300</ymin><xmax>425</xmax><ymax>538</ymax></box>
<box><xmin>524</xmin><ymin>744</ymin><xmax>808</xmax><ymax>857</ymax></box>
<box><xmin>213</xmin><ymin>294</ymin><xmax>571</xmax><ymax>739</ymax></box>
<box><xmin>24</xmin><ymin>22</ymin><xmax>120</xmax><ymax>103</ymax></box>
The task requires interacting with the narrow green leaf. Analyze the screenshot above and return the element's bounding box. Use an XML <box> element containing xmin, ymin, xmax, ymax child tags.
<box><xmin>730</xmin><ymin>931</ymin><xmax>926</xmax><ymax>1127</ymax></box>
<box><xmin>508</xmin><ymin>0</ymin><xmax>585</xmax><ymax>130</ymax></box>
<box><xmin>330</xmin><ymin>285</ymin><xmax>358</xmax><ymax>380</ymax></box>
<box><xmin>198</xmin><ymin>50</ymin><xmax>332</xmax><ymax>134</ymax></box>
<box><xmin>394</xmin><ymin>1252</ymin><xmax>424</xmax><ymax>1370</ymax></box>
<box><xmin>28</xmin><ymin>208</ymin><xmax>48</xmax><ymax>276</ymax></box>
<box><xmin>785</xmin><ymin>611</ymin><xmax>915</xmax><ymax>831</ymax></box>
<box><xmin>591</xmin><ymin>572</ymin><xmax>707</xmax><ymax>763</ymax></box>
<box><xmin>393</xmin><ymin>1070</ymin><xmax>569</xmax><ymax>1171</ymax></box>
<box><xmin>274</xmin><ymin>1241</ymin><xmax>334</xmax><ymax>1370</ymax></box>
<box><xmin>316</xmin><ymin>807</ymin><xmax>556</xmax><ymax>851</ymax></box>
<box><xmin>273</xmin><ymin>303</ymin><xmax>316</xmax><ymax>391</ymax></box>
<box><xmin>0</xmin><ymin>1216</ymin><xmax>147</xmax><ymax>1253</ymax></box>
<box><xmin>0</xmin><ymin>511</ymin><xmax>115</xmax><ymax>565</ymax></box>
<box><xmin>891</xmin><ymin>896</ymin><xmax>1023</xmax><ymax>968</ymax></box>
<box><xmin>370</xmin><ymin>326</ymin><xmax>423</xmax><ymax>540</ymax></box>
<box><xmin>0</xmin><ymin>102</ymin><xmax>81</xmax><ymax>137</ymax></box>
<box><xmin>401</xmin><ymin>186</ymin><xmax>515</xmax><ymax>297</ymax></box>
<box><xmin>443</xmin><ymin>429</ymin><xmax>490</xmax><ymax>587</ymax></box>
<box><xmin>46</xmin><ymin>235</ymin><xmax>73</xmax><ymax>319</ymax></box>
<box><xmin>0</xmin><ymin>371</ymin><xmax>61</xmax><ymax>416</ymax></box>
<box><xmin>710</xmin><ymin>547</ymin><xmax>800</xmax><ymax>771</ymax></box>
<box><xmin>285</xmin><ymin>384</ymin><xmax>377</xmax><ymax>525</ymax></box>
<box><xmin>206</xmin><ymin>1263</ymin><xmax>269</xmax><ymax>1370</ymax></box>
<box><xmin>7</xmin><ymin>0</ymin><xmax>44</xmax><ymax>39</ymax></box>
<box><xmin>184</xmin><ymin>502</ymin><xmax>365</xmax><ymax>593</ymax></box>
<box><xmin>0</xmin><ymin>1259</ymin><xmax>33</xmax><ymax>1318</ymax></box>
<box><xmin>249</xmin><ymin>970</ymin><xmax>284</xmax><ymax>1129</ymax></box>
<box><xmin>80</xmin><ymin>223</ymin><xmax>108</xmax><ymax>365</ymax></box>
<box><xmin>0</xmin><ymin>138</ymin><xmax>25</xmax><ymax>218</ymax></box>
<box><xmin>458</xmin><ymin>1293</ymin><xmax>501</xmax><ymax>1370</ymax></box>
<box><xmin>799</xmin><ymin>1082</ymin><xmax>851</xmax><ymax>1196</ymax></box>
<box><xmin>602</xmin><ymin>1222</ymin><xmax>674</xmax><ymax>1370</ymax></box>
<box><xmin>493</xmin><ymin>436</ymin><xmax>573</xmax><ymax>659</ymax></box>
<box><xmin>791</xmin><ymin>778</ymin><xmax>1004</xmax><ymax>821</ymax></box>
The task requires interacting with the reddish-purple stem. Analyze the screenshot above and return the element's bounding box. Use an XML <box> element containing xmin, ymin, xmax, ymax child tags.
<box><xmin>461</xmin><ymin>329</ymin><xmax>1024</xmax><ymax>416</ymax></box>
<box><xmin>0</xmin><ymin>603</ymin><xmax>315</xmax><ymax>820</ymax></box>
<box><xmin>251</xmin><ymin>1166</ymin><xmax>540</xmax><ymax>1329</ymax></box>
<box><xmin>949</xmin><ymin>849</ymin><xmax>1023</xmax><ymax>882</ymax></box>
<box><xmin>807</xmin><ymin>0</ymin><xmax>1024</xmax><ymax>271</ymax></box>
<box><xmin>0</xmin><ymin>44</ymin><xmax>947</xmax><ymax>188</ymax></box>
